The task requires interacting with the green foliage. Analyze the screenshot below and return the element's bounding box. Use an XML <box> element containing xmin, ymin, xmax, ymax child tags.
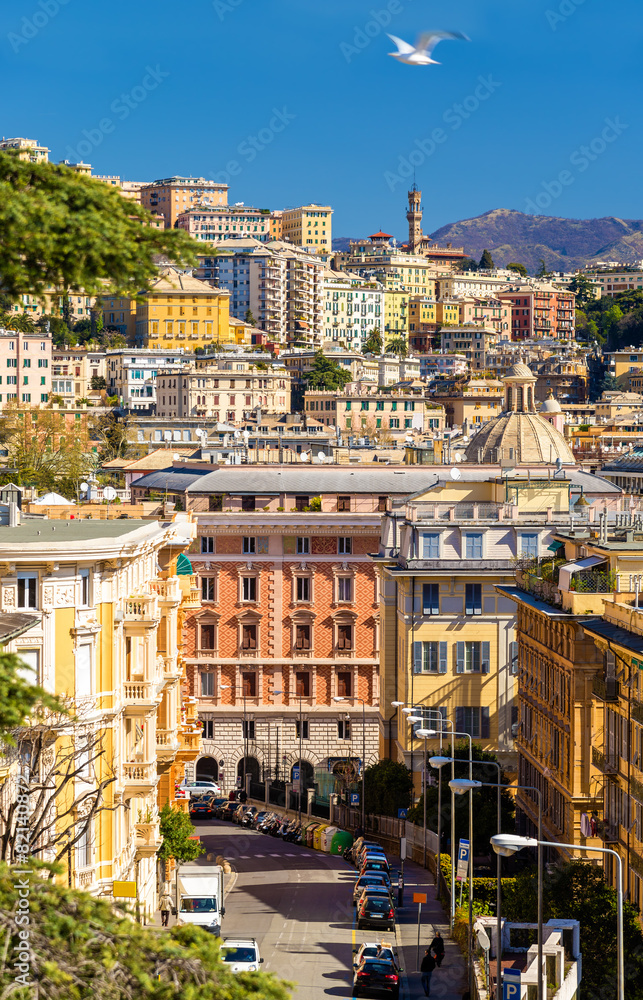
<box><xmin>407</xmin><ymin>743</ymin><xmax>514</xmax><ymax>848</ymax></box>
<box><xmin>536</xmin><ymin>257</ymin><xmax>550</xmax><ymax>278</ymax></box>
<box><xmin>385</xmin><ymin>336</ymin><xmax>408</xmax><ymax>358</ymax></box>
<box><xmin>364</xmin><ymin>759</ymin><xmax>413</xmax><ymax>817</ymax></box>
<box><xmin>304</xmin><ymin>351</ymin><xmax>353</xmax><ymax>391</ymax></box>
<box><xmin>456</xmin><ymin>257</ymin><xmax>478</xmax><ymax>272</ymax></box>
<box><xmin>0</xmin><ymin>860</ymin><xmax>292</xmax><ymax>999</ymax></box>
<box><xmin>244</xmin><ymin>308</ymin><xmax>256</xmax><ymax>326</ymax></box>
<box><xmin>308</xmin><ymin>496</ymin><xmax>322</xmax><ymax>511</ymax></box>
<box><xmin>92</xmin><ymin>411</ymin><xmax>131</xmax><ymax>460</ymax></box>
<box><xmin>362</xmin><ymin>328</ymin><xmax>382</xmax><ymax>355</ymax></box>
<box><xmin>577</xmin><ymin>289</ymin><xmax>643</xmax><ymax>349</ymax></box>
<box><xmin>507</xmin><ymin>262</ymin><xmax>528</xmax><ymax>277</ymax></box>
<box><xmin>0</xmin><ymin>152</ymin><xmax>197</xmax><ymax>299</ymax></box>
<box><xmin>568</xmin><ymin>273</ymin><xmax>596</xmax><ymax>307</ymax></box>
<box><xmin>503</xmin><ymin>860</ymin><xmax>643</xmax><ymax>1000</ymax></box>
<box><xmin>439</xmin><ymin>854</ymin><xmax>516</xmax><ymax>911</ymax></box>
<box><xmin>478</xmin><ymin>249</ymin><xmax>494</xmax><ymax>270</ymax></box>
<box><xmin>0</xmin><ymin>408</ymin><xmax>94</xmax><ymax>495</ymax></box>
<box><xmin>158</xmin><ymin>803</ymin><xmax>204</xmax><ymax>864</ymax></box>
<box><xmin>90</xmin><ymin>375</ymin><xmax>106</xmax><ymax>391</ymax></box>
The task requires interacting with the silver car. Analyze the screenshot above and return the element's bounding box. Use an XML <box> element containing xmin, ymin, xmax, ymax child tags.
<box><xmin>352</xmin><ymin>873</ymin><xmax>390</xmax><ymax>905</ymax></box>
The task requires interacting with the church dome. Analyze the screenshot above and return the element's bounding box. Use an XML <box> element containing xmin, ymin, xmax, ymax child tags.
<box><xmin>540</xmin><ymin>395</ymin><xmax>562</xmax><ymax>414</ymax></box>
<box><xmin>464</xmin><ymin>364</ymin><xmax>574</xmax><ymax>465</ymax></box>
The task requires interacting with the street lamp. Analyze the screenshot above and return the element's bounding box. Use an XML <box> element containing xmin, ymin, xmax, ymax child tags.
<box><xmin>491</xmin><ymin>835</ymin><xmax>624</xmax><ymax>1000</ymax></box>
<box><xmin>334</xmin><ymin>695</ymin><xmax>366</xmax><ymax>833</ymax></box>
<box><xmin>407</xmin><ymin>713</ymin><xmax>452</xmax><ymax>869</ymax></box>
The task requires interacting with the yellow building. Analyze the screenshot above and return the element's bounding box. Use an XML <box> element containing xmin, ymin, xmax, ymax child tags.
<box><xmin>497</xmin><ymin>513</ymin><xmax>643</xmax><ymax>908</ymax></box>
<box><xmin>102</xmin><ymin>267</ymin><xmax>231</xmax><ymax>349</ymax></box>
<box><xmin>281</xmin><ymin>204</ymin><xmax>333</xmax><ymax>252</ymax></box>
<box><xmin>373</xmin><ymin>474</ymin><xmax>579</xmax><ymax>792</ymax></box>
<box><xmin>0</xmin><ymin>136</ymin><xmax>49</xmax><ymax>162</ymax></box>
<box><xmin>384</xmin><ymin>289</ymin><xmax>409</xmax><ymax>342</ymax></box>
<box><xmin>0</xmin><ymin>511</ymin><xmax>200</xmax><ymax>917</ymax></box>
<box><xmin>431</xmin><ymin>377</ymin><xmax>504</xmax><ymax>429</ymax></box>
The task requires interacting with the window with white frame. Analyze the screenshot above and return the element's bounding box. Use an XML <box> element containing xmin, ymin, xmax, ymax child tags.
<box><xmin>17</xmin><ymin>573</ymin><xmax>37</xmax><ymax>609</ymax></box>
<box><xmin>202</xmin><ymin>576</ymin><xmax>216</xmax><ymax>602</ymax></box>
<box><xmin>455</xmin><ymin>706</ymin><xmax>490</xmax><ymax>739</ymax></box>
<box><xmin>296</xmin><ymin>576</ymin><xmax>311</xmax><ymax>602</ymax></box>
<box><xmin>519</xmin><ymin>533</ymin><xmax>538</xmax><ymax>558</ymax></box>
<box><xmin>297</xmin><ymin>537</ymin><xmax>310</xmax><ymax>554</ymax></box>
<box><xmin>201</xmin><ymin>536</ymin><xmax>214</xmax><ymax>553</ymax></box>
<box><xmin>75</xmin><ymin>644</ymin><xmax>92</xmax><ymax>699</ymax></box>
<box><xmin>242</xmin><ymin>536</ymin><xmax>256</xmax><ymax>554</ymax></box>
<box><xmin>338</xmin><ymin>537</ymin><xmax>352</xmax><ymax>555</ymax></box>
<box><xmin>455</xmin><ymin>641</ymin><xmax>490</xmax><ymax>673</ymax></box>
<box><xmin>242</xmin><ymin>576</ymin><xmax>257</xmax><ymax>602</ymax></box>
<box><xmin>200</xmin><ymin>671</ymin><xmax>214</xmax><ymax>696</ymax></box>
<box><xmin>337</xmin><ymin>576</ymin><xmax>353</xmax><ymax>602</ymax></box>
<box><xmin>422</xmin><ymin>532</ymin><xmax>440</xmax><ymax>559</ymax></box>
<box><xmin>338</xmin><ymin>719</ymin><xmax>351</xmax><ymax>740</ymax></box>
<box><xmin>79</xmin><ymin>569</ymin><xmax>90</xmax><ymax>607</ymax></box>
<box><xmin>413</xmin><ymin>640</ymin><xmax>447</xmax><ymax>673</ymax></box>
<box><xmin>76</xmin><ymin>821</ymin><xmax>92</xmax><ymax>869</ymax></box>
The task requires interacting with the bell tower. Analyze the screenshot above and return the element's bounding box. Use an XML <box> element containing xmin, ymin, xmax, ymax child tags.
<box><xmin>407</xmin><ymin>184</ymin><xmax>423</xmax><ymax>254</ymax></box>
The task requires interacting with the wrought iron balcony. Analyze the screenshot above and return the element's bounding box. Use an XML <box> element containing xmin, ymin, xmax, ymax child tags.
<box><xmin>592</xmin><ymin>674</ymin><xmax>619</xmax><ymax>701</ymax></box>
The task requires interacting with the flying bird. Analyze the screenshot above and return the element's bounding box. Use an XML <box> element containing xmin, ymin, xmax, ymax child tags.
<box><xmin>387</xmin><ymin>30</ymin><xmax>469</xmax><ymax>66</ymax></box>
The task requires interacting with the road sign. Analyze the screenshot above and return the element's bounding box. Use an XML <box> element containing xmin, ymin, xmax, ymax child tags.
<box><xmin>397</xmin><ymin>808</ymin><xmax>408</xmax><ymax>819</ymax></box>
<box><xmin>456</xmin><ymin>838</ymin><xmax>470</xmax><ymax>882</ymax></box>
<box><xmin>503</xmin><ymin>968</ymin><xmax>521</xmax><ymax>1000</ymax></box>
<box><xmin>412</xmin><ymin>892</ymin><xmax>427</xmax><ymax>903</ymax></box>
<box><xmin>350</xmin><ymin>793</ymin><xmax>360</xmax><ymax>806</ymax></box>
<box><xmin>292</xmin><ymin>766</ymin><xmax>300</xmax><ymax>792</ymax></box>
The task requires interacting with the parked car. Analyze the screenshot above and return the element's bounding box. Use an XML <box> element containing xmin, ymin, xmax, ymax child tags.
<box><xmin>352</xmin><ymin>873</ymin><xmax>390</xmax><ymax>906</ymax></box>
<box><xmin>356</xmin><ymin>887</ymin><xmax>396</xmax><ymax>912</ymax></box>
<box><xmin>352</xmin><ymin>941</ymin><xmax>401</xmax><ymax>972</ymax></box>
<box><xmin>360</xmin><ymin>860</ymin><xmax>391</xmax><ymax>879</ymax></box>
<box><xmin>356</xmin><ymin>896</ymin><xmax>396</xmax><ymax>932</ymax></box>
<box><xmin>177</xmin><ymin>780</ymin><xmax>222</xmax><ymax>799</ymax></box>
<box><xmin>352</xmin><ymin>957</ymin><xmax>400</xmax><ymax>998</ymax></box>
<box><xmin>220</xmin><ymin>938</ymin><xmax>264</xmax><ymax>973</ymax></box>
<box><xmin>218</xmin><ymin>801</ymin><xmax>238</xmax><ymax>822</ymax></box>
<box><xmin>189</xmin><ymin>795</ymin><xmax>218</xmax><ymax>818</ymax></box>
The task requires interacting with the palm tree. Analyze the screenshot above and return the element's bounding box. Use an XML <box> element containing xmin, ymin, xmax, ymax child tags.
<box><xmin>386</xmin><ymin>336</ymin><xmax>408</xmax><ymax>358</ymax></box>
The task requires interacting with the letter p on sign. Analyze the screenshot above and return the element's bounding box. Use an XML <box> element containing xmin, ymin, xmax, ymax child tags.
<box><xmin>503</xmin><ymin>969</ymin><xmax>521</xmax><ymax>1000</ymax></box>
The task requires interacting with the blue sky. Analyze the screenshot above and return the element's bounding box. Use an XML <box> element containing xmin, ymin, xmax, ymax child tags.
<box><xmin>2</xmin><ymin>0</ymin><xmax>642</xmax><ymax>239</ymax></box>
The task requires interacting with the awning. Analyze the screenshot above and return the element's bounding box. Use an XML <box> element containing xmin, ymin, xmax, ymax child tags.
<box><xmin>558</xmin><ymin>556</ymin><xmax>606</xmax><ymax>592</ymax></box>
<box><xmin>547</xmin><ymin>540</ymin><xmax>564</xmax><ymax>552</ymax></box>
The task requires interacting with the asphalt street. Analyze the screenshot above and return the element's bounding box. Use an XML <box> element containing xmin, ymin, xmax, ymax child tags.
<box><xmin>192</xmin><ymin>816</ymin><xmax>465</xmax><ymax>1000</ymax></box>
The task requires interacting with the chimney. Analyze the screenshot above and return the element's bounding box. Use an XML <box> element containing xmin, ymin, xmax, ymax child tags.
<box><xmin>8</xmin><ymin>503</ymin><xmax>20</xmax><ymax>528</ymax></box>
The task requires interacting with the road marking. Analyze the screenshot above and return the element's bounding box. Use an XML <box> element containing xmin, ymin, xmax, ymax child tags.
<box><xmin>285</xmin><ymin>853</ymin><xmax>296</xmax><ymax>856</ymax></box>
<box><xmin>255</xmin><ymin>854</ymin><xmax>265</xmax><ymax>857</ymax></box>
<box><xmin>270</xmin><ymin>853</ymin><xmax>280</xmax><ymax>857</ymax></box>
<box><xmin>238</xmin><ymin>855</ymin><xmax>249</xmax><ymax>859</ymax></box>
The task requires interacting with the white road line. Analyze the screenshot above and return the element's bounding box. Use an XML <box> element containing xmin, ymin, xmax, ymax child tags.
<box><xmin>270</xmin><ymin>853</ymin><xmax>280</xmax><ymax>857</ymax></box>
<box><xmin>285</xmin><ymin>853</ymin><xmax>296</xmax><ymax>856</ymax></box>
<box><xmin>255</xmin><ymin>854</ymin><xmax>265</xmax><ymax>857</ymax></box>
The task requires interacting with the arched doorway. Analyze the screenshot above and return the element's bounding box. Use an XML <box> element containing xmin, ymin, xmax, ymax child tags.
<box><xmin>237</xmin><ymin>756</ymin><xmax>260</xmax><ymax>783</ymax></box>
<box><xmin>292</xmin><ymin>760</ymin><xmax>315</xmax><ymax>788</ymax></box>
<box><xmin>196</xmin><ymin>756</ymin><xmax>219</xmax><ymax>782</ymax></box>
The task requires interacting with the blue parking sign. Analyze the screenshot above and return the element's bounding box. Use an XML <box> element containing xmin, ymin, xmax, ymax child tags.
<box><xmin>503</xmin><ymin>968</ymin><xmax>521</xmax><ymax>1000</ymax></box>
<box><xmin>351</xmin><ymin>793</ymin><xmax>360</xmax><ymax>806</ymax></box>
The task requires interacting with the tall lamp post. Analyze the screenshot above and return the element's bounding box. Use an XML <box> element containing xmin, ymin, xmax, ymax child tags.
<box><xmin>334</xmin><ymin>695</ymin><xmax>366</xmax><ymax>834</ymax></box>
<box><xmin>491</xmin><ymin>834</ymin><xmax>624</xmax><ymax>1000</ymax></box>
<box><xmin>406</xmin><ymin>713</ymin><xmax>453</xmax><ymax>869</ymax></box>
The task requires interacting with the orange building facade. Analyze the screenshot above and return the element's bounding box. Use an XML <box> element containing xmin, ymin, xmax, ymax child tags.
<box><xmin>181</xmin><ymin>512</ymin><xmax>382</xmax><ymax>793</ymax></box>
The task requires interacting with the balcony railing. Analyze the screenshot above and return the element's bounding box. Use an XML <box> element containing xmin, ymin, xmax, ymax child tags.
<box><xmin>570</xmin><ymin>569</ymin><xmax>616</xmax><ymax>594</ymax></box>
<box><xmin>124</xmin><ymin>595</ymin><xmax>159</xmax><ymax>622</ymax></box>
<box><xmin>123</xmin><ymin>761</ymin><xmax>157</xmax><ymax>785</ymax></box>
<box><xmin>123</xmin><ymin>681</ymin><xmax>160</xmax><ymax>709</ymax></box>
<box><xmin>592</xmin><ymin>746</ymin><xmax>618</xmax><ymax>774</ymax></box>
<box><xmin>156</xmin><ymin>729</ymin><xmax>180</xmax><ymax>751</ymax></box>
<box><xmin>592</xmin><ymin>674</ymin><xmax>620</xmax><ymax>701</ymax></box>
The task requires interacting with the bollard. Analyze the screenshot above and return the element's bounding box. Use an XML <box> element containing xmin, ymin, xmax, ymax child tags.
<box><xmin>397</xmin><ymin>872</ymin><xmax>404</xmax><ymax>908</ymax></box>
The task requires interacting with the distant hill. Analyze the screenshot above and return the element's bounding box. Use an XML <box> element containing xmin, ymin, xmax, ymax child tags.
<box><xmin>332</xmin><ymin>237</ymin><xmax>361</xmax><ymax>252</ymax></box>
<box><xmin>430</xmin><ymin>209</ymin><xmax>643</xmax><ymax>273</ymax></box>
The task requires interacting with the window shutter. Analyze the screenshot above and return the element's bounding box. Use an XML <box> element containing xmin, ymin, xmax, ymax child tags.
<box><xmin>455</xmin><ymin>707</ymin><xmax>464</xmax><ymax>734</ymax></box>
<box><xmin>456</xmin><ymin>642</ymin><xmax>465</xmax><ymax>674</ymax></box>
<box><xmin>474</xmin><ymin>584</ymin><xmax>482</xmax><ymax>616</ymax></box>
<box><xmin>431</xmin><ymin>584</ymin><xmax>439</xmax><ymax>615</ymax></box>
<box><xmin>465</xmin><ymin>584</ymin><xmax>474</xmax><ymax>617</ymax></box>
<box><xmin>481</xmin><ymin>706</ymin><xmax>490</xmax><ymax>739</ymax></box>
<box><xmin>481</xmin><ymin>642</ymin><xmax>491</xmax><ymax>673</ymax></box>
<box><xmin>439</xmin><ymin>642</ymin><xmax>448</xmax><ymax>674</ymax></box>
<box><xmin>509</xmin><ymin>641</ymin><xmax>518</xmax><ymax>675</ymax></box>
<box><xmin>413</xmin><ymin>641</ymin><xmax>423</xmax><ymax>674</ymax></box>
<box><xmin>422</xmin><ymin>584</ymin><xmax>431</xmax><ymax>615</ymax></box>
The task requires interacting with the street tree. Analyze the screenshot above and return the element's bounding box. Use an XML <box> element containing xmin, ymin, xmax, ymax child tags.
<box><xmin>478</xmin><ymin>249</ymin><xmax>494</xmax><ymax>270</ymax></box>
<box><xmin>568</xmin><ymin>273</ymin><xmax>596</xmax><ymax>307</ymax></box>
<box><xmin>92</xmin><ymin>410</ymin><xmax>133</xmax><ymax>461</ymax></box>
<box><xmin>0</xmin><ymin>652</ymin><xmax>61</xmax><ymax>743</ymax></box>
<box><xmin>304</xmin><ymin>351</ymin><xmax>353</xmax><ymax>391</ymax></box>
<box><xmin>507</xmin><ymin>262</ymin><xmax>527</xmax><ymax>278</ymax></box>
<box><xmin>0</xmin><ymin>699</ymin><xmax>116</xmax><ymax>865</ymax></box>
<box><xmin>0</xmin><ymin>152</ymin><xmax>197</xmax><ymax>300</ymax></box>
<box><xmin>158</xmin><ymin>802</ymin><xmax>204</xmax><ymax>865</ymax></box>
<box><xmin>364</xmin><ymin>759</ymin><xmax>413</xmax><ymax>817</ymax></box>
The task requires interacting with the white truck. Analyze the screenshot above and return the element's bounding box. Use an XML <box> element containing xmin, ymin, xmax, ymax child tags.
<box><xmin>174</xmin><ymin>863</ymin><xmax>225</xmax><ymax>936</ymax></box>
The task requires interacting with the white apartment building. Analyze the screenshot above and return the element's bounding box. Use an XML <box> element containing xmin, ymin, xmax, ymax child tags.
<box><xmin>323</xmin><ymin>272</ymin><xmax>384</xmax><ymax>349</ymax></box>
<box><xmin>177</xmin><ymin>205</ymin><xmax>271</xmax><ymax>242</ymax></box>
<box><xmin>105</xmin><ymin>349</ymin><xmax>192</xmax><ymax>411</ymax></box>
<box><xmin>155</xmin><ymin>354</ymin><xmax>291</xmax><ymax>421</ymax></box>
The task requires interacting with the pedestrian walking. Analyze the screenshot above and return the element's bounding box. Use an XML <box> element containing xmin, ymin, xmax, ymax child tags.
<box><xmin>430</xmin><ymin>930</ymin><xmax>445</xmax><ymax>967</ymax></box>
<box><xmin>420</xmin><ymin>948</ymin><xmax>436</xmax><ymax>997</ymax></box>
<box><xmin>159</xmin><ymin>889</ymin><xmax>172</xmax><ymax>928</ymax></box>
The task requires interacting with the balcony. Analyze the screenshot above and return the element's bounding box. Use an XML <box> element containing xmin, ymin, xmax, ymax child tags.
<box><xmin>591</xmin><ymin>746</ymin><xmax>618</xmax><ymax>775</ymax></box>
<box><xmin>149</xmin><ymin>577</ymin><xmax>181</xmax><ymax>605</ymax></box>
<box><xmin>123</xmin><ymin>681</ymin><xmax>162</xmax><ymax>714</ymax></box>
<box><xmin>592</xmin><ymin>673</ymin><xmax>619</xmax><ymax>701</ymax></box>
<box><xmin>122</xmin><ymin>761</ymin><xmax>158</xmax><ymax>794</ymax></box>
<box><xmin>175</xmin><ymin>729</ymin><xmax>202</xmax><ymax>763</ymax></box>
<box><xmin>134</xmin><ymin>821</ymin><xmax>163</xmax><ymax>858</ymax></box>
<box><xmin>156</xmin><ymin>728</ymin><xmax>180</xmax><ymax>761</ymax></box>
<box><xmin>124</xmin><ymin>594</ymin><xmax>159</xmax><ymax>626</ymax></box>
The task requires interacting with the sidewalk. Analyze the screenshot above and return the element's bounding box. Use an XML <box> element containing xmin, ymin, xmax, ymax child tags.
<box><xmin>391</xmin><ymin>853</ymin><xmax>467</xmax><ymax>1000</ymax></box>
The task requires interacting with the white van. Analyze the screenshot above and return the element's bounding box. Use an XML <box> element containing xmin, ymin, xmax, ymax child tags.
<box><xmin>220</xmin><ymin>938</ymin><xmax>263</xmax><ymax>973</ymax></box>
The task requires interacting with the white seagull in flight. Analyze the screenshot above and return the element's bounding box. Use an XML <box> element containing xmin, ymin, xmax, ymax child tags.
<box><xmin>387</xmin><ymin>30</ymin><xmax>469</xmax><ymax>66</ymax></box>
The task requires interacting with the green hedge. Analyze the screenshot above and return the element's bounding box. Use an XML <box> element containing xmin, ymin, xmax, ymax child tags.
<box><xmin>439</xmin><ymin>853</ymin><xmax>516</xmax><ymax>909</ymax></box>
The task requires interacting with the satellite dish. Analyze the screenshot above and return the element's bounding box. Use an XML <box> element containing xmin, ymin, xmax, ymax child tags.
<box><xmin>172</xmin><ymin>453</ymin><xmax>180</xmax><ymax>460</ymax></box>
<box><xmin>450</xmin><ymin>467</ymin><xmax>462</xmax><ymax>481</ymax></box>
<box><xmin>300</xmin><ymin>452</ymin><xmax>310</xmax><ymax>462</ymax></box>
<box><xmin>454</xmin><ymin>452</ymin><xmax>462</xmax><ymax>463</ymax></box>
<box><xmin>195</xmin><ymin>428</ymin><xmax>203</xmax><ymax>436</ymax></box>
<box><xmin>80</xmin><ymin>482</ymin><xmax>89</xmax><ymax>492</ymax></box>
<box><xmin>103</xmin><ymin>486</ymin><xmax>117</xmax><ymax>501</ymax></box>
